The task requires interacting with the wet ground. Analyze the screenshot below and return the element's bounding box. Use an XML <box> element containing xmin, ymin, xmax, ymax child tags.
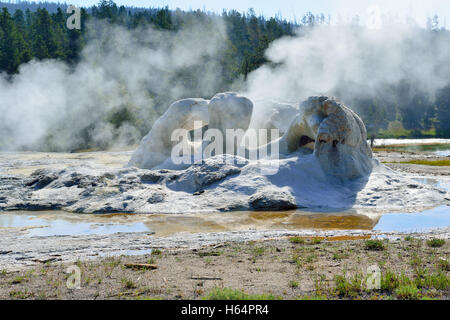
<box><xmin>0</xmin><ymin>204</ymin><xmax>448</xmax><ymax>239</ymax></box>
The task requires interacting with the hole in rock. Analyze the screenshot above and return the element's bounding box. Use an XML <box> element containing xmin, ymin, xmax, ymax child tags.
<box><xmin>332</xmin><ymin>140</ymin><xmax>338</xmax><ymax>147</ymax></box>
<box><xmin>299</xmin><ymin>135</ymin><xmax>315</xmax><ymax>148</ymax></box>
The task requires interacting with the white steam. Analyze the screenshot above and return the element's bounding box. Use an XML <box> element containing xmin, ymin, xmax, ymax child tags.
<box><xmin>0</xmin><ymin>18</ymin><xmax>228</xmax><ymax>151</ymax></box>
<box><xmin>244</xmin><ymin>23</ymin><xmax>450</xmax><ymax>116</ymax></box>
<box><xmin>1</xmin><ymin>15</ymin><xmax>449</xmax><ymax>152</ymax></box>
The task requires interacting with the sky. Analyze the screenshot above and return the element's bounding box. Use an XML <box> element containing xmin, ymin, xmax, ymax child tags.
<box><xmin>22</xmin><ymin>0</ymin><xmax>450</xmax><ymax>26</ymax></box>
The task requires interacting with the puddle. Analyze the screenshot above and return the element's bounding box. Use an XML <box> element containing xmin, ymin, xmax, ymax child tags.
<box><xmin>374</xmin><ymin>205</ymin><xmax>450</xmax><ymax>233</ymax></box>
<box><xmin>435</xmin><ymin>149</ymin><xmax>450</xmax><ymax>157</ymax></box>
<box><xmin>413</xmin><ymin>177</ymin><xmax>450</xmax><ymax>192</ymax></box>
<box><xmin>0</xmin><ymin>210</ymin><xmax>380</xmax><ymax>238</ymax></box>
<box><xmin>0</xmin><ymin>211</ymin><xmax>150</xmax><ymax>237</ymax></box>
<box><xmin>368</xmin><ymin>178</ymin><xmax>449</xmax><ymax>233</ymax></box>
<box><xmin>0</xmin><ymin>204</ymin><xmax>448</xmax><ymax>237</ymax></box>
<box><xmin>141</xmin><ymin>211</ymin><xmax>380</xmax><ymax>236</ymax></box>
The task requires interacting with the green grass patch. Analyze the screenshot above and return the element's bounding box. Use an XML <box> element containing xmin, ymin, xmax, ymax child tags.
<box><xmin>198</xmin><ymin>250</ymin><xmax>223</xmax><ymax>257</ymax></box>
<box><xmin>121</xmin><ymin>278</ymin><xmax>137</xmax><ymax>289</ymax></box>
<box><xmin>291</xmin><ymin>253</ymin><xmax>302</xmax><ymax>266</ymax></box>
<box><xmin>306</xmin><ymin>254</ymin><xmax>317</xmax><ymax>263</ymax></box>
<box><xmin>365</xmin><ymin>240</ymin><xmax>385</xmax><ymax>251</ymax></box>
<box><xmin>395</xmin><ymin>284</ymin><xmax>420</xmax><ymax>300</ymax></box>
<box><xmin>151</xmin><ymin>249</ymin><xmax>162</xmax><ymax>256</ymax></box>
<box><xmin>381</xmin><ymin>270</ymin><xmax>401</xmax><ymax>291</ymax></box>
<box><xmin>420</xmin><ymin>296</ymin><xmax>440</xmax><ymax>300</ymax></box>
<box><xmin>410</xmin><ymin>253</ymin><xmax>422</xmax><ymax>267</ymax></box>
<box><xmin>289</xmin><ymin>237</ymin><xmax>305</xmax><ymax>244</ymax></box>
<box><xmin>416</xmin><ymin>271</ymin><xmax>449</xmax><ymax>290</ymax></box>
<box><xmin>380</xmin><ymin>268</ymin><xmax>448</xmax><ymax>293</ymax></box>
<box><xmin>9</xmin><ymin>290</ymin><xmax>33</xmax><ymax>299</ymax></box>
<box><xmin>204</xmin><ymin>288</ymin><xmax>281</xmax><ymax>300</ymax></box>
<box><xmin>10</xmin><ymin>276</ymin><xmax>26</xmax><ymax>285</ymax></box>
<box><xmin>298</xmin><ymin>294</ymin><xmax>328</xmax><ymax>300</ymax></box>
<box><xmin>332</xmin><ymin>252</ymin><xmax>349</xmax><ymax>260</ymax></box>
<box><xmin>252</xmin><ymin>247</ymin><xmax>266</xmax><ymax>256</ymax></box>
<box><xmin>334</xmin><ymin>274</ymin><xmax>363</xmax><ymax>297</ymax></box>
<box><xmin>426</xmin><ymin>238</ymin><xmax>445</xmax><ymax>248</ymax></box>
<box><xmin>437</xmin><ymin>258</ymin><xmax>449</xmax><ymax>271</ymax></box>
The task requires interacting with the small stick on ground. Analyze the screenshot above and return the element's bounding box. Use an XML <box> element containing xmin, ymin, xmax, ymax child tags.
<box><xmin>191</xmin><ymin>276</ymin><xmax>223</xmax><ymax>281</ymax></box>
<box><xmin>124</xmin><ymin>263</ymin><xmax>158</xmax><ymax>270</ymax></box>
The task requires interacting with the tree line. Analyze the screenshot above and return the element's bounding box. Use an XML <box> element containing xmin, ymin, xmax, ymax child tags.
<box><xmin>0</xmin><ymin>0</ymin><xmax>449</xmax><ymax>139</ymax></box>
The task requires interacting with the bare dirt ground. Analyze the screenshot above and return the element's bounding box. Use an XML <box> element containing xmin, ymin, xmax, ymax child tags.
<box><xmin>0</xmin><ymin>236</ymin><xmax>448</xmax><ymax>300</ymax></box>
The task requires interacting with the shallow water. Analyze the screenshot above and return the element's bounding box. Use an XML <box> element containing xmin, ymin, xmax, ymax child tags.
<box><xmin>0</xmin><ymin>212</ymin><xmax>150</xmax><ymax>237</ymax></box>
<box><xmin>412</xmin><ymin>177</ymin><xmax>450</xmax><ymax>192</ymax></box>
<box><xmin>1</xmin><ymin>204</ymin><xmax>448</xmax><ymax>238</ymax></box>
<box><xmin>435</xmin><ymin>149</ymin><xmax>450</xmax><ymax>157</ymax></box>
<box><xmin>374</xmin><ymin>206</ymin><xmax>449</xmax><ymax>232</ymax></box>
<box><xmin>0</xmin><ymin>210</ymin><xmax>375</xmax><ymax>237</ymax></box>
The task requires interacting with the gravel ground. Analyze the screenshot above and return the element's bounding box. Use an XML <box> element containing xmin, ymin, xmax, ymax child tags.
<box><xmin>0</xmin><ymin>235</ymin><xmax>448</xmax><ymax>300</ymax></box>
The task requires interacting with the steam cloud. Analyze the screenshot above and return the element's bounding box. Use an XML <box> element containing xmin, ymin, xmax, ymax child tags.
<box><xmin>245</xmin><ymin>22</ymin><xmax>450</xmax><ymax>118</ymax></box>
<box><xmin>1</xmin><ymin>15</ymin><xmax>449</xmax><ymax>152</ymax></box>
<box><xmin>0</xmin><ymin>18</ymin><xmax>229</xmax><ymax>151</ymax></box>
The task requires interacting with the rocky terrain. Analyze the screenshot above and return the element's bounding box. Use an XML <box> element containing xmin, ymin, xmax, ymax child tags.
<box><xmin>0</xmin><ymin>152</ymin><xmax>447</xmax><ymax>214</ymax></box>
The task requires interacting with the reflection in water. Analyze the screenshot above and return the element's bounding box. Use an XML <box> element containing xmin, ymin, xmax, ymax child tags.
<box><xmin>143</xmin><ymin>211</ymin><xmax>379</xmax><ymax>236</ymax></box>
<box><xmin>374</xmin><ymin>205</ymin><xmax>449</xmax><ymax>233</ymax></box>
<box><xmin>0</xmin><ymin>210</ymin><xmax>379</xmax><ymax>237</ymax></box>
<box><xmin>266</xmin><ymin>212</ymin><xmax>378</xmax><ymax>230</ymax></box>
<box><xmin>0</xmin><ymin>213</ymin><xmax>150</xmax><ymax>237</ymax></box>
<box><xmin>0</xmin><ymin>205</ymin><xmax>447</xmax><ymax>237</ymax></box>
